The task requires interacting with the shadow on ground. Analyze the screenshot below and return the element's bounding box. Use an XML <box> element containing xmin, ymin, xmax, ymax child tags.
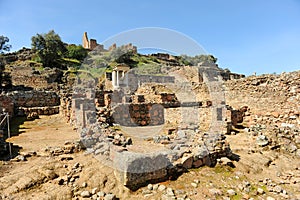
<box><xmin>0</xmin><ymin>116</ymin><xmax>30</xmax><ymax>161</ymax></box>
<box><xmin>0</xmin><ymin>143</ymin><xmax>22</xmax><ymax>161</ymax></box>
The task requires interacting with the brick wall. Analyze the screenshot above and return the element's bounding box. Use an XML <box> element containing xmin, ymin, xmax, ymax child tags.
<box><xmin>2</xmin><ymin>90</ymin><xmax>61</xmax><ymax>117</ymax></box>
<box><xmin>112</xmin><ymin>103</ymin><xmax>164</xmax><ymax>126</ymax></box>
<box><xmin>7</xmin><ymin>90</ymin><xmax>60</xmax><ymax>108</ymax></box>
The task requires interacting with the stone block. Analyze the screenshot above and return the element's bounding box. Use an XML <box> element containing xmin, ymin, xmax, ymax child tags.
<box><xmin>181</xmin><ymin>155</ymin><xmax>193</xmax><ymax>169</ymax></box>
<box><xmin>192</xmin><ymin>159</ymin><xmax>203</xmax><ymax>168</ymax></box>
<box><xmin>113</xmin><ymin>151</ymin><xmax>171</xmax><ymax>190</ymax></box>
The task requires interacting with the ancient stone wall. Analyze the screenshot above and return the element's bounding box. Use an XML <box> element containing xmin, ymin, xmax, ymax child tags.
<box><xmin>7</xmin><ymin>91</ymin><xmax>60</xmax><ymax>108</ymax></box>
<box><xmin>221</xmin><ymin>70</ymin><xmax>245</xmax><ymax>81</ymax></box>
<box><xmin>89</xmin><ymin>39</ymin><xmax>98</xmax><ymax>50</ymax></box>
<box><xmin>4</xmin><ymin>90</ymin><xmax>60</xmax><ymax>117</ymax></box>
<box><xmin>8</xmin><ymin>65</ymin><xmax>61</xmax><ymax>90</ymax></box>
<box><xmin>113</xmin><ymin>103</ymin><xmax>164</xmax><ymax>126</ymax></box>
<box><xmin>113</xmin><ymin>132</ymin><xmax>232</xmax><ymax>190</ymax></box>
<box><xmin>1</xmin><ymin>48</ymin><xmax>33</xmax><ymax>64</ymax></box>
<box><xmin>0</xmin><ymin>89</ymin><xmax>61</xmax><ymax>155</ymax></box>
<box><xmin>225</xmin><ymin>71</ymin><xmax>300</xmax><ymax>156</ymax></box>
<box><xmin>225</xmin><ymin>71</ymin><xmax>300</xmax><ymax>127</ymax></box>
<box><xmin>126</xmin><ymin>73</ymin><xmax>175</xmax><ymax>92</ymax></box>
<box><xmin>59</xmin><ymin>93</ymin><xmax>72</xmax><ymax>123</ymax></box>
<box><xmin>11</xmin><ymin>76</ymin><xmax>55</xmax><ymax>90</ymax></box>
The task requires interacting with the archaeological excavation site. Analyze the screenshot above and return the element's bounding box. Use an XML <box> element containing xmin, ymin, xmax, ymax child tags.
<box><xmin>0</xmin><ymin>35</ymin><xmax>299</xmax><ymax>200</ymax></box>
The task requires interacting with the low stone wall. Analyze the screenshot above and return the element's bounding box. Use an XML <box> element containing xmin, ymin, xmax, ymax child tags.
<box><xmin>17</xmin><ymin>106</ymin><xmax>60</xmax><ymax>116</ymax></box>
<box><xmin>11</xmin><ymin>76</ymin><xmax>58</xmax><ymax>90</ymax></box>
<box><xmin>113</xmin><ymin>133</ymin><xmax>232</xmax><ymax>190</ymax></box>
<box><xmin>1</xmin><ymin>48</ymin><xmax>33</xmax><ymax>64</ymax></box>
<box><xmin>113</xmin><ymin>103</ymin><xmax>164</xmax><ymax>126</ymax></box>
<box><xmin>0</xmin><ymin>90</ymin><xmax>61</xmax><ymax>156</ymax></box>
<box><xmin>0</xmin><ymin>90</ymin><xmax>61</xmax><ymax>118</ymax></box>
<box><xmin>7</xmin><ymin>90</ymin><xmax>60</xmax><ymax>108</ymax></box>
<box><xmin>126</xmin><ymin>72</ymin><xmax>175</xmax><ymax>91</ymax></box>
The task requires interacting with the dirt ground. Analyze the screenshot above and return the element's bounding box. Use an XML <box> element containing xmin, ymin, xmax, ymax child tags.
<box><xmin>0</xmin><ymin>114</ymin><xmax>299</xmax><ymax>200</ymax></box>
<box><xmin>7</xmin><ymin>115</ymin><xmax>79</xmax><ymax>153</ymax></box>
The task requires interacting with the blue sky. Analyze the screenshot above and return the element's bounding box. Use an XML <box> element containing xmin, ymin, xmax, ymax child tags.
<box><xmin>1</xmin><ymin>0</ymin><xmax>299</xmax><ymax>75</ymax></box>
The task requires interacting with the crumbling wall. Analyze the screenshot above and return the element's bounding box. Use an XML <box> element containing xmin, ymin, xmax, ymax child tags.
<box><xmin>225</xmin><ymin>71</ymin><xmax>300</xmax><ymax>156</ymax></box>
<box><xmin>8</xmin><ymin>65</ymin><xmax>61</xmax><ymax>90</ymax></box>
<box><xmin>225</xmin><ymin>71</ymin><xmax>300</xmax><ymax>127</ymax></box>
<box><xmin>113</xmin><ymin>103</ymin><xmax>164</xmax><ymax>126</ymax></box>
<box><xmin>127</xmin><ymin>72</ymin><xmax>175</xmax><ymax>91</ymax></box>
<box><xmin>1</xmin><ymin>48</ymin><xmax>33</xmax><ymax>64</ymax></box>
<box><xmin>114</xmin><ymin>132</ymin><xmax>232</xmax><ymax>190</ymax></box>
<box><xmin>4</xmin><ymin>90</ymin><xmax>60</xmax><ymax>117</ymax></box>
<box><xmin>60</xmin><ymin>93</ymin><xmax>73</xmax><ymax>123</ymax></box>
<box><xmin>7</xmin><ymin>90</ymin><xmax>60</xmax><ymax>107</ymax></box>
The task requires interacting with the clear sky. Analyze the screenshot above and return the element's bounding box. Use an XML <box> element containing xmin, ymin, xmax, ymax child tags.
<box><xmin>1</xmin><ymin>0</ymin><xmax>299</xmax><ymax>75</ymax></box>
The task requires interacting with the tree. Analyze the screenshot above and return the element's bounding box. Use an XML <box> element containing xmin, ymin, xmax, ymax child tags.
<box><xmin>31</xmin><ymin>30</ymin><xmax>67</xmax><ymax>68</ymax></box>
<box><xmin>65</xmin><ymin>44</ymin><xmax>88</xmax><ymax>61</ymax></box>
<box><xmin>0</xmin><ymin>35</ymin><xmax>11</xmax><ymax>89</ymax></box>
<box><xmin>0</xmin><ymin>35</ymin><xmax>11</xmax><ymax>54</ymax></box>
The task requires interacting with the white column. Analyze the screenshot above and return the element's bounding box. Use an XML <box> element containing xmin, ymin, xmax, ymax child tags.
<box><xmin>116</xmin><ymin>70</ymin><xmax>119</xmax><ymax>87</ymax></box>
<box><xmin>112</xmin><ymin>71</ymin><xmax>116</xmax><ymax>87</ymax></box>
<box><xmin>121</xmin><ymin>71</ymin><xmax>125</xmax><ymax>86</ymax></box>
<box><xmin>125</xmin><ymin>72</ymin><xmax>128</xmax><ymax>87</ymax></box>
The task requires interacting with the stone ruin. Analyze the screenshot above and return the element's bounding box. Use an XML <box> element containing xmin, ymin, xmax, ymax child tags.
<box><xmin>0</xmin><ymin>45</ymin><xmax>251</xmax><ymax>191</ymax></box>
<box><xmin>21</xmin><ymin>45</ymin><xmax>247</xmax><ymax>190</ymax></box>
<box><xmin>225</xmin><ymin>71</ymin><xmax>300</xmax><ymax>156</ymax></box>
<box><xmin>82</xmin><ymin>32</ymin><xmax>104</xmax><ymax>51</ymax></box>
<box><xmin>4</xmin><ymin>43</ymin><xmax>299</xmax><ymax>193</ymax></box>
<box><xmin>82</xmin><ymin>32</ymin><xmax>137</xmax><ymax>53</ymax></box>
<box><xmin>64</xmin><ymin>61</ymin><xmax>242</xmax><ymax>190</ymax></box>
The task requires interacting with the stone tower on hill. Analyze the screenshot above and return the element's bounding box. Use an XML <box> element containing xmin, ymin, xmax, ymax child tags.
<box><xmin>82</xmin><ymin>32</ymin><xmax>103</xmax><ymax>51</ymax></box>
<box><xmin>82</xmin><ymin>32</ymin><xmax>89</xmax><ymax>49</ymax></box>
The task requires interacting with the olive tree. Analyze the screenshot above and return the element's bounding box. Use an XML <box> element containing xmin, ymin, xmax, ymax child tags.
<box><xmin>0</xmin><ymin>35</ymin><xmax>11</xmax><ymax>54</ymax></box>
<box><xmin>31</xmin><ymin>30</ymin><xmax>66</xmax><ymax>68</ymax></box>
<box><xmin>0</xmin><ymin>35</ymin><xmax>11</xmax><ymax>89</ymax></box>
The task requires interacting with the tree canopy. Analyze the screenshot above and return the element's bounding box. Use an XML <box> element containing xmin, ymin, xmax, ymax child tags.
<box><xmin>0</xmin><ymin>36</ymin><xmax>11</xmax><ymax>89</ymax></box>
<box><xmin>31</xmin><ymin>30</ymin><xmax>67</xmax><ymax>68</ymax></box>
<box><xmin>65</xmin><ymin>44</ymin><xmax>88</xmax><ymax>61</ymax></box>
<box><xmin>0</xmin><ymin>35</ymin><xmax>11</xmax><ymax>54</ymax></box>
